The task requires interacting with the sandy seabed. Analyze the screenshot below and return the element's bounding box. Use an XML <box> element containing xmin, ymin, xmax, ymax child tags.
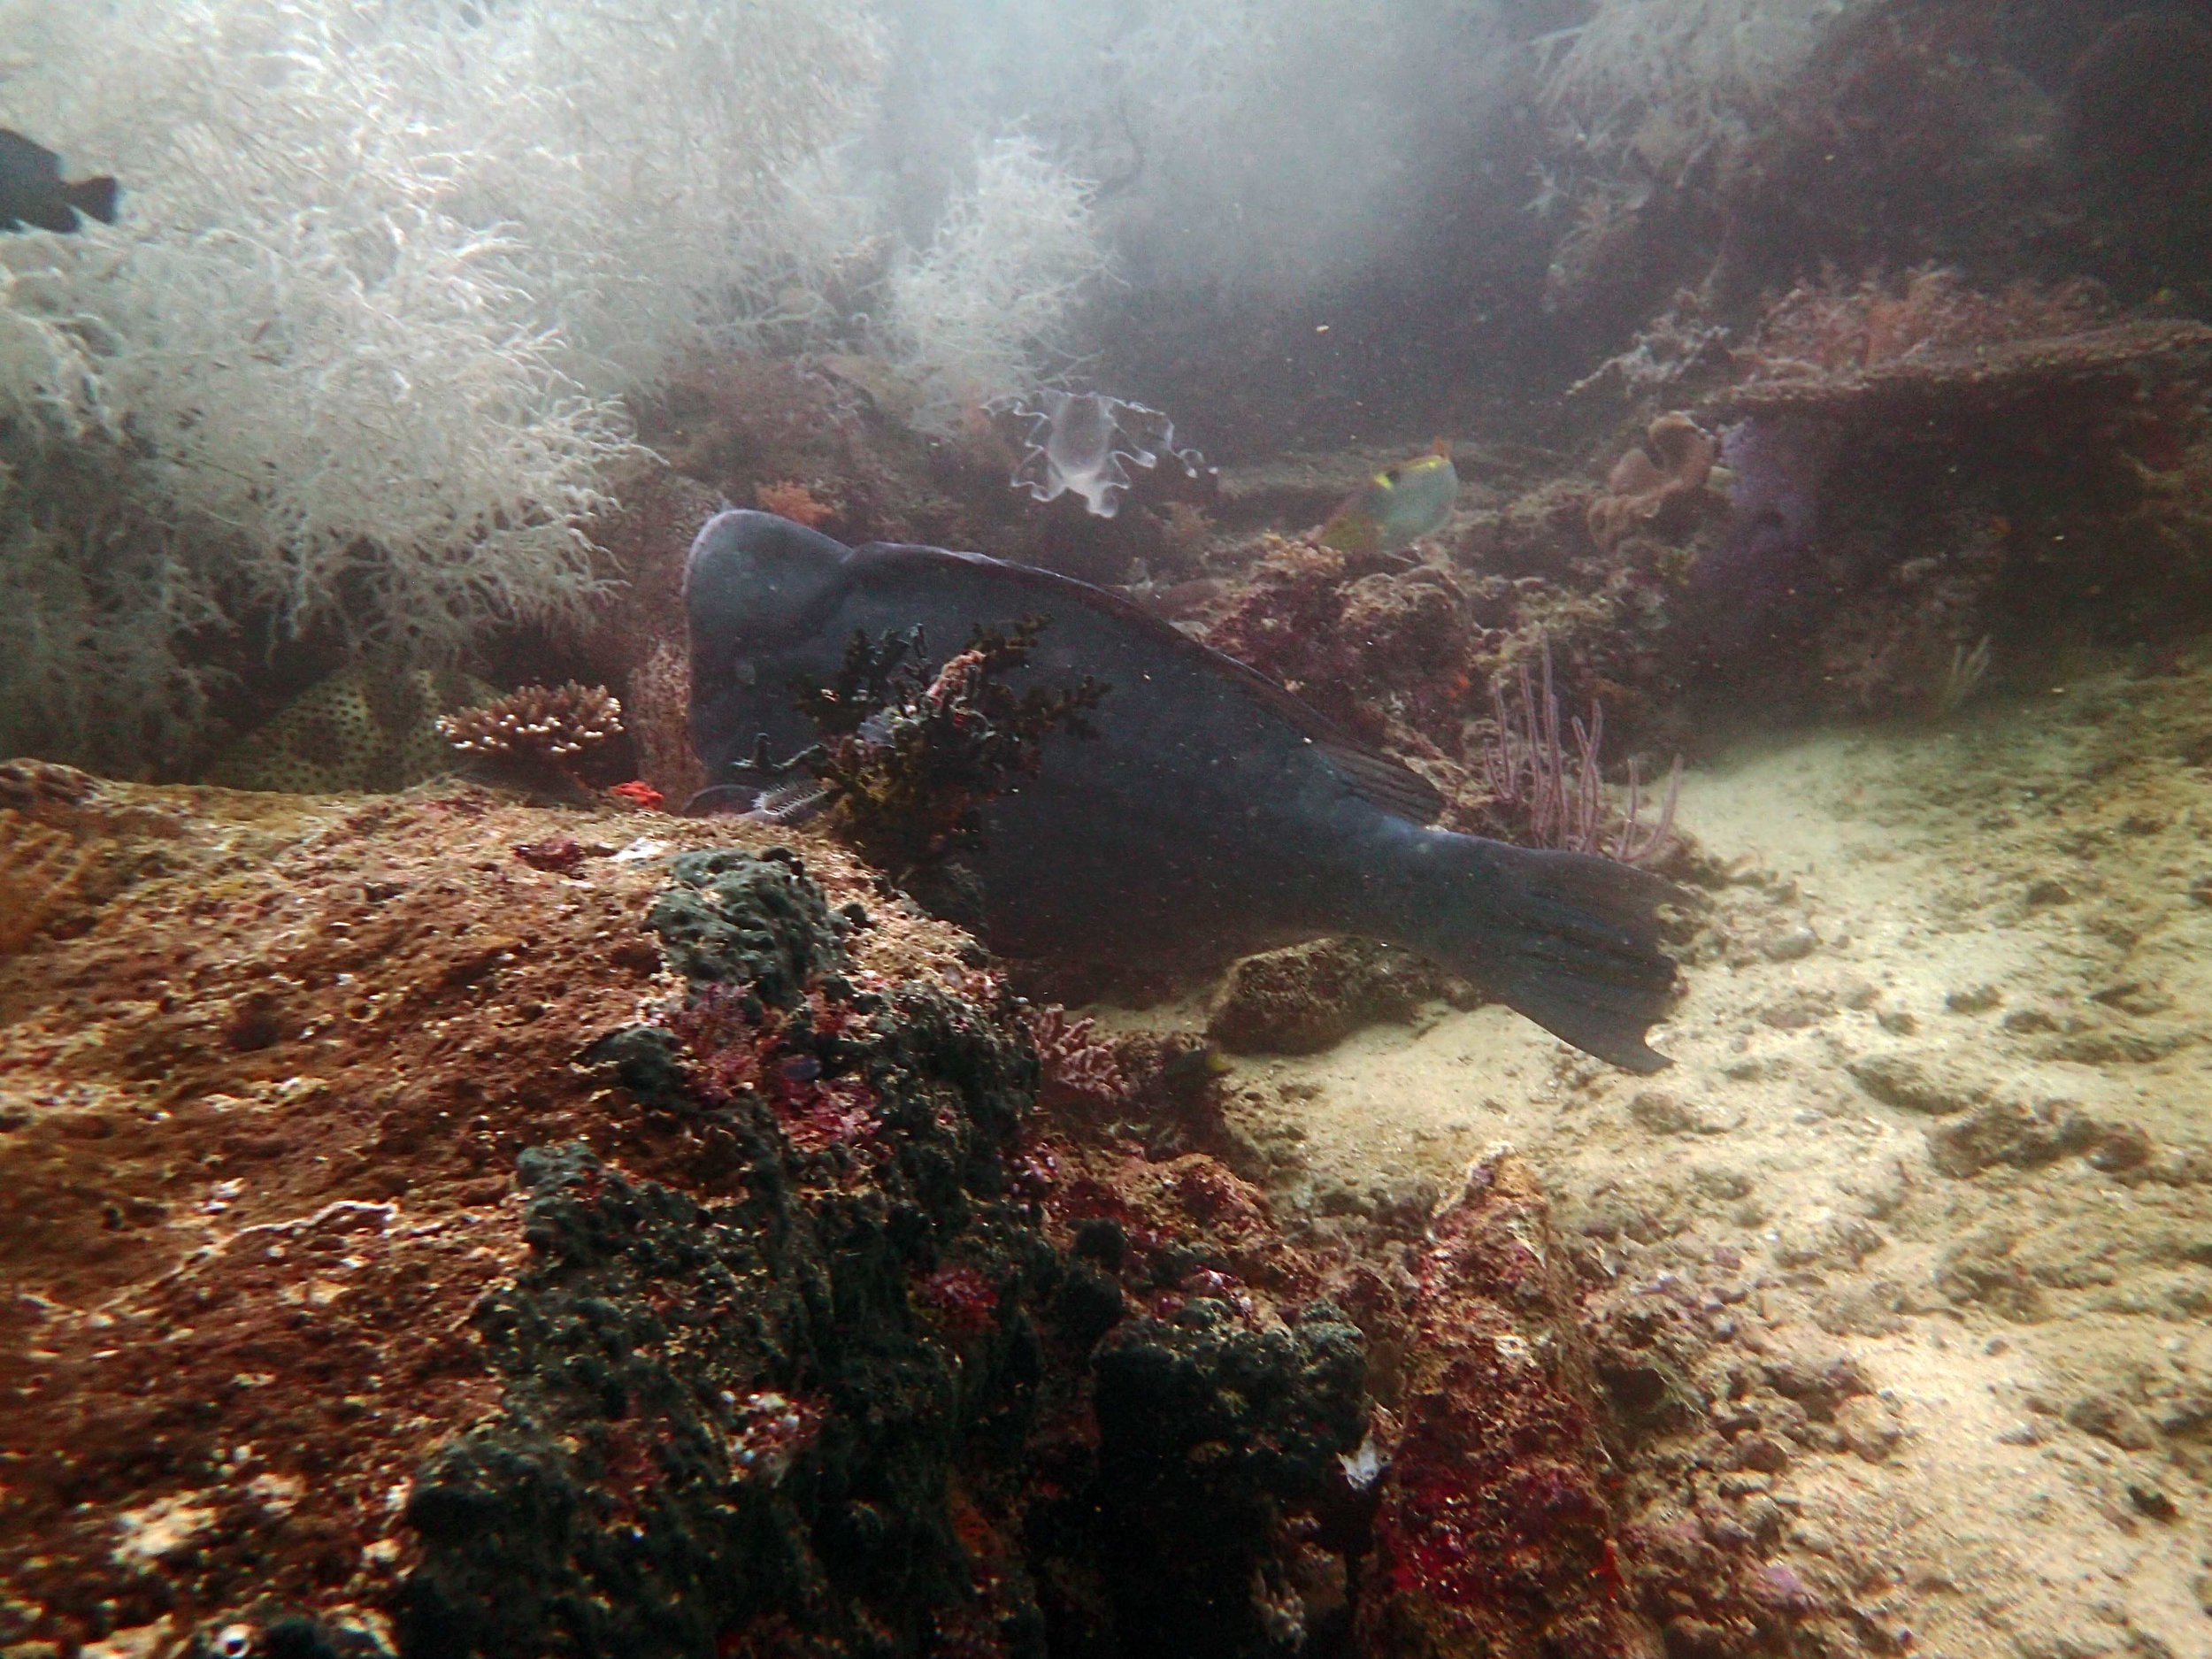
<box><xmin>1188</xmin><ymin>652</ymin><xmax>2212</xmax><ymax>1658</ymax></box>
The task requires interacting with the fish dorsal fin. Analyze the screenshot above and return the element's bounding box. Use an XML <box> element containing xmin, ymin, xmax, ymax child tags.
<box><xmin>851</xmin><ymin>541</ymin><xmax>1448</xmax><ymax>825</ymax></box>
<box><xmin>1305</xmin><ymin>735</ymin><xmax>1448</xmax><ymax>823</ymax></box>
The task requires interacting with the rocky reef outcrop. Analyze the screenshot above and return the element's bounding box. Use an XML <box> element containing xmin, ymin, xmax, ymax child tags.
<box><xmin>0</xmin><ymin>785</ymin><xmax>1414</xmax><ymax>1659</ymax></box>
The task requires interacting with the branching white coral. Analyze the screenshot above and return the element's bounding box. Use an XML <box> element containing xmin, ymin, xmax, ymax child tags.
<box><xmin>0</xmin><ymin>509</ymin><xmax>224</xmax><ymax>775</ymax></box>
<box><xmin>867</xmin><ymin>0</ymin><xmax>1510</xmax><ymax>299</ymax></box>
<box><xmin>876</xmin><ymin>135</ymin><xmax>1107</xmax><ymax>433</ymax></box>
<box><xmin>1541</xmin><ymin>0</ymin><xmax>1863</xmax><ymax>166</ymax></box>
<box><xmin>0</xmin><ymin>266</ymin><xmax>113</xmax><ymax>448</ymax></box>
<box><xmin>101</xmin><ymin>209</ymin><xmax>624</xmax><ymax>653</ymax></box>
<box><xmin>0</xmin><ymin>0</ymin><xmax>884</xmax><ymax>771</ymax></box>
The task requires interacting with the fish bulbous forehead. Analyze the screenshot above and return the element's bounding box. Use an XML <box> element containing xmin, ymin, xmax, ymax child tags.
<box><xmin>685</xmin><ymin>509</ymin><xmax>850</xmax><ymax>637</ymax></box>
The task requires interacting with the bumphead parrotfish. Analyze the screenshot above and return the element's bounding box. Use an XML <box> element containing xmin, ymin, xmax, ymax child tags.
<box><xmin>685</xmin><ymin>511</ymin><xmax>1679</xmax><ymax>1071</ymax></box>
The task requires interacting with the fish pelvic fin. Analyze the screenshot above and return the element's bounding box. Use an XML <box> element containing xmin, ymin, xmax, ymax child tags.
<box><xmin>1397</xmin><ymin>833</ymin><xmax>1681</xmax><ymax>1072</ymax></box>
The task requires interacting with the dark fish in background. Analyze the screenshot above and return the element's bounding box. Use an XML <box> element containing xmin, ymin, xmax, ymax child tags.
<box><xmin>686</xmin><ymin>511</ymin><xmax>1682</xmax><ymax>1071</ymax></box>
<box><xmin>0</xmin><ymin>128</ymin><xmax>119</xmax><ymax>234</ymax></box>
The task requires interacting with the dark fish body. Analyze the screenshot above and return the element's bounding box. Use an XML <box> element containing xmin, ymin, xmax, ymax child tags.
<box><xmin>0</xmin><ymin>128</ymin><xmax>118</xmax><ymax>234</ymax></box>
<box><xmin>687</xmin><ymin>511</ymin><xmax>1678</xmax><ymax>1071</ymax></box>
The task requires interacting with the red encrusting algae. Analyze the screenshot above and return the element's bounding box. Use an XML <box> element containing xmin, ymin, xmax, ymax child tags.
<box><xmin>1356</xmin><ymin>1149</ymin><xmax>1663</xmax><ymax>1659</ymax></box>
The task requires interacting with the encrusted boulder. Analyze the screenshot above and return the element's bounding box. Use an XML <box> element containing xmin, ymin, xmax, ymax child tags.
<box><xmin>1356</xmin><ymin>1150</ymin><xmax>1661</xmax><ymax>1659</ymax></box>
<box><xmin>1092</xmin><ymin>1301</ymin><xmax>1366</xmax><ymax>1656</ymax></box>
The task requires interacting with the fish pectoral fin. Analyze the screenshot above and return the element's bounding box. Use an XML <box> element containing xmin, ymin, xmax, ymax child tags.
<box><xmin>1317</xmin><ymin>738</ymin><xmax>1447</xmax><ymax>824</ymax></box>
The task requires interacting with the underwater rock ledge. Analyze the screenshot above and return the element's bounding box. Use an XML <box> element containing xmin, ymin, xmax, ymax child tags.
<box><xmin>0</xmin><ymin>786</ymin><xmax>1394</xmax><ymax>1659</ymax></box>
<box><xmin>0</xmin><ymin>780</ymin><xmax>1717</xmax><ymax>1659</ymax></box>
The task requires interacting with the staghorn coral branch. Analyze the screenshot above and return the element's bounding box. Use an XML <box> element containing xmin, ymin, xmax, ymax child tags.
<box><xmin>439</xmin><ymin>682</ymin><xmax>623</xmax><ymax>763</ymax></box>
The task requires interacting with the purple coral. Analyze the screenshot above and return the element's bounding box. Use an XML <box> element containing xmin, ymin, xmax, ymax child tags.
<box><xmin>1480</xmin><ymin>638</ymin><xmax>1679</xmax><ymax>866</ymax></box>
<box><xmin>1698</xmin><ymin>417</ymin><xmax>1830</xmax><ymax>606</ymax></box>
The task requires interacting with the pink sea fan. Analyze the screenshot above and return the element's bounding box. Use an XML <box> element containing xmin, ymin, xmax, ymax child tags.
<box><xmin>1480</xmin><ymin>637</ymin><xmax>1679</xmax><ymax>866</ymax></box>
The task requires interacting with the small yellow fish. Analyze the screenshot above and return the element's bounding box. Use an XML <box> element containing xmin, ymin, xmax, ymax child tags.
<box><xmin>1318</xmin><ymin>439</ymin><xmax>1459</xmax><ymax>555</ymax></box>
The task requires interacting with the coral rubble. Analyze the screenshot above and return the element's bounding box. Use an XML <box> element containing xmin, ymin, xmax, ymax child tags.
<box><xmin>0</xmin><ymin>810</ymin><xmax>93</xmax><ymax>955</ymax></box>
<box><xmin>398</xmin><ymin>849</ymin><xmax>1051</xmax><ymax>1655</ymax></box>
<box><xmin>1207</xmin><ymin>939</ymin><xmax>1467</xmax><ymax>1057</ymax></box>
<box><xmin>1092</xmin><ymin>1301</ymin><xmax>1365</xmax><ymax>1656</ymax></box>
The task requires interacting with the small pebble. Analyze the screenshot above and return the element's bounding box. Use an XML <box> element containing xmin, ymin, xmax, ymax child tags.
<box><xmin>1629</xmin><ymin>1090</ymin><xmax>1696</xmax><ymax>1134</ymax></box>
<box><xmin>1835</xmin><ymin>1395</ymin><xmax>1901</xmax><ymax>1463</ymax></box>
<box><xmin>1762</xmin><ymin>926</ymin><xmax>1818</xmax><ymax>963</ymax></box>
<box><xmin>1731</xmin><ymin>1433</ymin><xmax>1793</xmax><ymax>1474</ymax></box>
<box><xmin>2127</xmin><ymin>1484</ymin><xmax>2177</xmax><ymax>1522</ymax></box>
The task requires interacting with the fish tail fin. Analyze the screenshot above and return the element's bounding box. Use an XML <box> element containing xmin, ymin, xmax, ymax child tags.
<box><xmin>1397</xmin><ymin>833</ymin><xmax>1680</xmax><ymax>1072</ymax></box>
<box><xmin>66</xmin><ymin>175</ymin><xmax>118</xmax><ymax>226</ymax></box>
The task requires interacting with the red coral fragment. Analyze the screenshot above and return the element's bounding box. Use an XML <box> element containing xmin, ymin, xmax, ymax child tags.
<box><xmin>775</xmin><ymin>1078</ymin><xmax>879</xmax><ymax>1153</ymax></box>
<box><xmin>757</xmin><ymin>479</ymin><xmax>840</xmax><ymax>528</ymax></box>
<box><xmin>611</xmin><ymin>780</ymin><xmax>665</xmax><ymax>810</ymax></box>
<box><xmin>665</xmin><ymin>985</ymin><xmax>882</xmax><ymax>1152</ymax></box>
<box><xmin>511</xmin><ymin>836</ymin><xmax>607</xmax><ymax>875</ymax></box>
<box><xmin>1025</xmin><ymin>1005</ymin><xmax>1128</xmax><ymax>1110</ymax></box>
<box><xmin>918</xmin><ymin>1264</ymin><xmax>1000</xmax><ymax>1337</ymax></box>
<box><xmin>1356</xmin><ymin>1149</ymin><xmax>1661</xmax><ymax>1657</ymax></box>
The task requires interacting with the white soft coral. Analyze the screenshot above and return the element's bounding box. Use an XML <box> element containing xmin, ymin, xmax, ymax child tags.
<box><xmin>1541</xmin><ymin>0</ymin><xmax>1863</xmax><ymax>165</ymax></box>
<box><xmin>0</xmin><ymin>0</ymin><xmax>882</xmax><ymax>767</ymax></box>
<box><xmin>877</xmin><ymin>135</ymin><xmax>1109</xmax><ymax>434</ymax></box>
